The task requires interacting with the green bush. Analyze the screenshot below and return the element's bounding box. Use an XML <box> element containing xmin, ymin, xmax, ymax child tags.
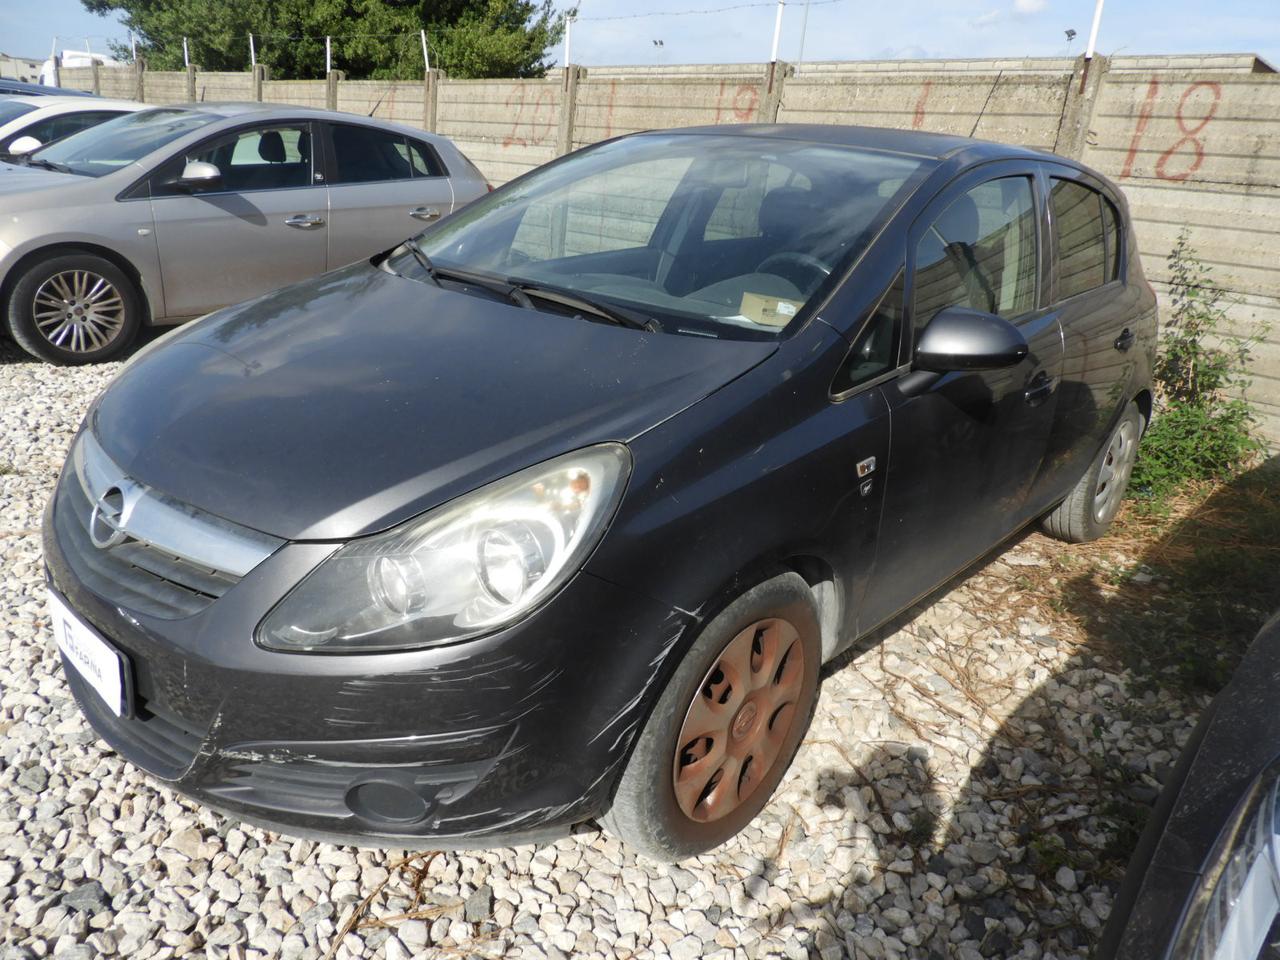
<box><xmin>1130</xmin><ymin>230</ymin><xmax>1265</xmax><ymax>503</ymax></box>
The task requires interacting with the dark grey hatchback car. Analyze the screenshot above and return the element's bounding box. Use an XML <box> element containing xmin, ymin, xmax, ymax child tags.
<box><xmin>44</xmin><ymin>124</ymin><xmax>1156</xmax><ymax>860</ymax></box>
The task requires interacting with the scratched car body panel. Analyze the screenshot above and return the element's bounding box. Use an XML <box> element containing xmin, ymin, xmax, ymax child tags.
<box><xmin>44</xmin><ymin>124</ymin><xmax>1157</xmax><ymax>856</ymax></box>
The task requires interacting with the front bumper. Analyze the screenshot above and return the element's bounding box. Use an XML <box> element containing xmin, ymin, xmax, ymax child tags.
<box><xmin>44</xmin><ymin>486</ymin><xmax>692</xmax><ymax>847</ymax></box>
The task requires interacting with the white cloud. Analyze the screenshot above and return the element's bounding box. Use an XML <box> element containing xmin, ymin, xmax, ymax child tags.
<box><xmin>1014</xmin><ymin>0</ymin><xmax>1048</xmax><ymax>12</ymax></box>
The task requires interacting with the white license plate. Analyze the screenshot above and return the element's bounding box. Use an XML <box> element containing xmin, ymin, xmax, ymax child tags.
<box><xmin>48</xmin><ymin>590</ymin><xmax>125</xmax><ymax>717</ymax></box>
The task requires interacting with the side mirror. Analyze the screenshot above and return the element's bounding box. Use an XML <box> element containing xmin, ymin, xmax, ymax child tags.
<box><xmin>8</xmin><ymin>135</ymin><xmax>41</xmax><ymax>156</ymax></box>
<box><xmin>175</xmin><ymin>160</ymin><xmax>222</xmax><ymax>191</ymax></box>
<box><xmin>914</xmin><ymin>306</ymin><xmax>1029</xmax><ymax>372</ymax></box>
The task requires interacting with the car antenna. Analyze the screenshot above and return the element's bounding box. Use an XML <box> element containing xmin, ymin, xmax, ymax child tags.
<box><xmin>368</xmin><ymin>94</ymin><xmax>385</xmax><ymax>118</ymax></box>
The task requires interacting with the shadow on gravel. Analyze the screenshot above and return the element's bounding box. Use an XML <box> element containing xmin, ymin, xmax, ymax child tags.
<box><xmin>758</xmin><ymin>456</ymin><xmax>1280</xmax><ymax>959</ymax></box>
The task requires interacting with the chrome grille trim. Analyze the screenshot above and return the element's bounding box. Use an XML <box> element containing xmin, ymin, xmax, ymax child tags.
<box><xmin>72</xmin><ymin>430</ymin><xmax>282</xmax><ymax>579</ymax></box>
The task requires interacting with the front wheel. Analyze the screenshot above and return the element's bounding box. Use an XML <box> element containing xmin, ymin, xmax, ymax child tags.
<box><xmin>6</xmin><ymin>253</ymin><xmax>142</xmax><ymax>364</ymax></box>
<box><xmin>1041</xmin><ymin>400</ymin><xmax>1144</xmax><ymax>543</ymax></box>
<box><xmin>601</xmin><ymin>572</ymin><xmax>821</xmax><ymax>861</ymax></box>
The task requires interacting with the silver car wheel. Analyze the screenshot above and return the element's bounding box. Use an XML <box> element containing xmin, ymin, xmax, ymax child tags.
<box><xmin>1092</xmin><ymin>418</ymin><xmax>1137</xmax><ymax>524</ymax></box>
<box><xmin>32</xmin><ymin>270</ymin><xmax>126</xmax><ymax>354</ymax></box>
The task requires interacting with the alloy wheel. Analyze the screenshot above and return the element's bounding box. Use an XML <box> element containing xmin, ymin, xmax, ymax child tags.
<box><xmin>32</xmin><ymin>270</ymin><xmax>126</xmax><ymax>354</ymax></box>
<box><xmin>1093</xmin><ymin>418</ymin><xmax>1138</xmax><ymax>524</ymax></box>
<box><xmin>672</xmin><ymin>617</ymin><xmax>806</xmax><ymax>823</ymax></box>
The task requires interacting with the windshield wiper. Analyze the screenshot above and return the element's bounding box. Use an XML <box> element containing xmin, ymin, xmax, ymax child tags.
<box><xmin>404</xmin><ymin>239</ymin><xmax>441</xmax><ymax>287</ymax></box>
<box><xmin>15</xmin><ymin>156</ymin><xmax>71</xmax><ymax>173</ymax></box>
<box><xmin>510</xmin><ymin>281</ymin><xmax>660</xmax><ymax>332</ymax></box>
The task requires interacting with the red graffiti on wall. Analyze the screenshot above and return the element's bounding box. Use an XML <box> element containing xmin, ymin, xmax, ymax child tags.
<box><xmin>502</xmin><ymin>84</ymin><xmax>557</xmax><ymax>148</ymax></box>
<box><xmin>912</xmin><ymin>80</ymin><xmax>933</xmax><ymax>130</ymax></box>
<box><xmin>1119</xmin><ymin>78</ymin><xmax>1222</xmax><ymax>181</ymax></box>
<box><xmin>714</xmin><ymin>81</ymin><xmax>760</xmax><ymax>123</ymax></box>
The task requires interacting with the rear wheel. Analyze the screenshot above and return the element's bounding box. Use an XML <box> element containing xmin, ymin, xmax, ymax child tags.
<box><xmin>601</xmin><ymin>572</ymin><xmax>821</xmax><ymax>861</ymax></box>
<box><xmin>1042</xmin><ymin>400</ymin><xmax>1144</xmax><ymax>543</ymax></box>
<box><xmin>6</xmin><ymin>253</ymin><xmax>142</xmax><ymax>364</ymax></box>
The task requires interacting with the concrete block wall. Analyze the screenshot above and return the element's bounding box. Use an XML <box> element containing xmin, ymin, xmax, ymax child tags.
<box><xmin>31</xmin><ymin>53</ymin><xmax>1280</xmax><ymax>441</ymax></box>
<box><xmin>436</xmin><ymin>77</ymin><xmax>562</xmax><ymax>186</ymax></box>
<box><xmin>1079</xmin><ymin>69</ymin><xmax>1280</xmax><ymax>439</ymax></box>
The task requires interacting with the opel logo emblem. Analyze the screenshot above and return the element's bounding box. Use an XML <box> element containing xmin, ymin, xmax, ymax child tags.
<box><xmin>88</xmin><ymin>487</ymin><xmax>129</xmax><ymax>549</ymax></box>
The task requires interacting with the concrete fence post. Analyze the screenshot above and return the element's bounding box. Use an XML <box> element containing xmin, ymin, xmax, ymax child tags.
<box><xmin>133</xmin><ymin>57</ymin><xmax>145</xmax><ymax>102</ymax></box>
<box><xmin>423</xmin><ymin>69</ymin><xmax>441</xmax><ymax>131</ymax></box>
<box><xmin>90</xmin><ymin>59</ymin><xmax>101</xmax><ymax>96</ymax></box>
<box><xmin>762</xmin><ymin>60</ymin><xmax>791</xmax><ymax>123</ymax></box>
<box><xmin>1055</xmin><ymin>54</ymin><xmax>1110</xmax><ymax>159</ymax></box>
<box><xmin>252</xmin><ymin>64</ymin><xmax>267</xmax><ymax>101</ymax></box>
<box><xmin>556</xmin><ymin>65</ymin><xmax>584</xmax><ymax>156</ymax></box>
<box><xmin>185</xmin><ymin>64</ymin><xmax>196</xmax><ymax>101</ymax></box>
<box><xmin>326</xmin><ymin>70</ymin><xmax>344</xmax><ymax>111</ymax></box>
<box><xmin>50</xmin><ymin>54</ymin><xmax>61</xmax><ymax>89</ymax></box>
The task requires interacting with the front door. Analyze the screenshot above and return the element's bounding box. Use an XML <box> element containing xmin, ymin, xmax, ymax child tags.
<box><xmin>861</xmin><ymin>167</ymin><xmax>1064</xmax><ymax>630</ymax></box>
<box><xmin>322</xmin><ymin>121</ymin><xmax>455</xmax><ymax>269</ymax></box>
<box><xmin>148</xmin><ymin>122</ymin><xmax>328</xmax><ymax>318</ymax></box>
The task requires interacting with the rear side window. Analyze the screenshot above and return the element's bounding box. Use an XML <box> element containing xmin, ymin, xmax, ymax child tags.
<box><xmin>1051</xmin><ymin>178</ymin><xmax>1120</xmax><ymax>299</ymax></box>
<box><xmin>914</xmin><ymin>176</ymin><xmax>1038</xmax><ymax>335</ymax></box>
<box><xmin>328</xmin><ymin>124</ymin><xmax>444</xmax><ymax>184</ymax></box>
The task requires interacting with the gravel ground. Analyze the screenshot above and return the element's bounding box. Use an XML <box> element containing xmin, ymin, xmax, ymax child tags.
<box><xmin>0</xmin><ymin>338</ymin><xmax>1204</xmax><ymax>960</ymax></box>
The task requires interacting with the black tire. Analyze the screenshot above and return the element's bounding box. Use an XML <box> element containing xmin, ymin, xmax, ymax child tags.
<box><xmin>6</xmin><ymin>253</ymin><xmax>142</xmax><ymax>365</ymax></box>
<box><xmin>1041</xmin><ymin>400</ymin><xmax>1144</xmax><ymax>543</ymax></box>
<box><xmin>601</xmin><ymin>572</ymin><xmax>821</xmax><ymax>861</ymax></box>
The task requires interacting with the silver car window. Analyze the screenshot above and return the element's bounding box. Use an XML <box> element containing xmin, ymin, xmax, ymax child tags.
<box><xmin>35</xmin><ymin>108</ymin><xmax>215</xmax><ymax>178</ymax></box>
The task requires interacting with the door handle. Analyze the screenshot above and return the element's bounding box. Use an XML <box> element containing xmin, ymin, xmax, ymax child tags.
<box><xmin>409</xmin><ymin>206</ymin><xmax>442</xmax><ymax>221</ymax></box>
<box><xmin>1114</xmin><ymin>328</ymin><xmax>1136</xmax><ymax>352</ymax></box>
<box><xmin>1023</xmin><ymin>372</ymin><xmax>1055</xmax><ymax>407</ymax></box>
<box><xmin>284</xmin><ymin>214</ymin><xmax>325</xmax><ymax>229</ymax></box>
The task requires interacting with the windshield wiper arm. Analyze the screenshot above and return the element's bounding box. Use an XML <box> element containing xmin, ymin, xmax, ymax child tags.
<box><xmin>16</xmin><ymin>156</ymin><xmax>70</xmax><ymax>173</ymax></box>
<box><xmin>511</xmin><ymin>282</ymin><xmax>660</xmax><ymax>332</ymax></box>
<box><xmin>404</xmin><ymin>239</ymin><xmax>441</xmax><ymax>287</ymax></box>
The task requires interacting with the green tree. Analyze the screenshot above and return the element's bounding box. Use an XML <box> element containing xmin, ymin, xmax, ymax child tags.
<box><xmin>82</xmin><ymin>0</ymin><xmax>567</xmax><ymax>79</ymax></box>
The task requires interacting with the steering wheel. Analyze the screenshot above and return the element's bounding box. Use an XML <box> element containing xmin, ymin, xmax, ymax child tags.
<box><xmin>755</xmin><ymin>251</ymin><xmax>832</xmax><ymax>293</ymax></box>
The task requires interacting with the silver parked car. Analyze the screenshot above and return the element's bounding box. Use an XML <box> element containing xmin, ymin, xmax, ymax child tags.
<box><xmin>0</xmin><ymin>102</ymin><xmax>490</xmax><ymax>363</ymax></box>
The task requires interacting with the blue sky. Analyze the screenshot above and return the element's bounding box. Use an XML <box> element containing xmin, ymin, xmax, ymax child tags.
<box><xmin>4</xmin><ymin>0</ymin><xmax>1278</xmax><ymax>70</ymax></box>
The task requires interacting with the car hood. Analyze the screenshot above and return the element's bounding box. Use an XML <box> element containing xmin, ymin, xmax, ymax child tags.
<box><xmin>92</xmin><ymin>262</ymin><xmax>776</xmax><ymax>540</ymax></box>
<box><xmin>0</xmin><ymin>162</ymin><xmax>76</xmax><ymax>194</ymax></box>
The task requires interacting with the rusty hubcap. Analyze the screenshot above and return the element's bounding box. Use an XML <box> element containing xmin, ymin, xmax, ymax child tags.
<box><xmin>672</xmin><ymin>617</ymin><xmax>806</xmax><ymax>823</ymax></box>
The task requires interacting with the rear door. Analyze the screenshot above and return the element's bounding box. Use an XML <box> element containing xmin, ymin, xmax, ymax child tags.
<box><xmin>321</xmin><ymin>121</ymin><xmax>455</xmax><ymax>269</ymax></box>
<box><xmin>147</xmin><ymin>121</ymin><xmax>328</xmax><ymax>318</ymax></box>
<box><xmin>860</xmin><ymin>164</ymin><xmax>1064</xmax><ymax>629</ymax></box>
<box><xmin>1035</xmin><ymin>163</ymin><xmax>1138</xmax><ymax>503</ymax></box>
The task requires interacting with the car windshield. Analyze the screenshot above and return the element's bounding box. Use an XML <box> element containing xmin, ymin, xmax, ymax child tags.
<box><xmin>0</xmin><ymin>98</ymin><xmax>37</xmax><ymax>126</ymax></box>
<box><xmin>33</xmin><ymin>108</ymin><xmax>215</xmax><ymax>177</ymax></box>
<box><xmin>406</xmin><ymin>133</ymin><xmax>930</xmax><ymax>339</ymax></box>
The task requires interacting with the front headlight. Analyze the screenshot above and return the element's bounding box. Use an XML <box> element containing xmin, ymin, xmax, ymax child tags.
<box><xmin>256</xmin><ymin>444</ymin><xmax>630</xmax><ymax>653</ymax></box>
<box><xmin>1178</xmin><ymin>768</ymin><xmax>1280</xmax><ymax>960</ymax></box>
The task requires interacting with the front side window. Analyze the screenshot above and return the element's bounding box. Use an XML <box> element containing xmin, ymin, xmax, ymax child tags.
<box><xmin>155</xmin><ymin>124</ymin><xmax>313</xmax><ymax>194</ymax></box>
<box><xmin>35</xmin><ymin>108</ymin><xmax>216</xmax><ymax>177</ymax></box>
<box><xmin>1051</xmin><ymin>178</ymin><xmax>1113</xmax><ymax>299</ymax></box>
<box><xmin>5</xmin><ymin>110</ymin><xmax>125</xmax><ymax>151</ymax></box>
<box><xmin>409</xmin><ymin>134</ymin><xmax>931</xmax><ymax>340</ymax></box>
<box><xmin>914</xmin><ymin>176</ymin><xmax>1038</xmax><ymax>335</ymax></box>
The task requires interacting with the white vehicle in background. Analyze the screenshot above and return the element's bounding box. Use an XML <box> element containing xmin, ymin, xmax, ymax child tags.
<box><xmin>0</xmin><ymin>96</ymin><xmax>145</xmax><ymax>156</ymax></box>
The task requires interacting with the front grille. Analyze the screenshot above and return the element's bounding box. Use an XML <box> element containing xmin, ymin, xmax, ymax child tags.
<box><xmin>65</xmin><ymin>662</ymin><xmax>207</xmax><ymax>779</ymax></box>
<box><xmin>54</xmin><ymin>476</ymin><xmax>236</xmax><ymax>618</ymax></box>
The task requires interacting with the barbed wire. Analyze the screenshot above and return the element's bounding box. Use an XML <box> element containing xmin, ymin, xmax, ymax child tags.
<box><xmin>575</xmin><ymin>0</ymin><xmax>847</xmax><ymax>22</ymax></box>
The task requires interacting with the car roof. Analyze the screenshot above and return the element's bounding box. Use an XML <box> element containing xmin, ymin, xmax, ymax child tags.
<box><xmin>6</xmin><ymin>96</ymin><xmax>143</xmax><ymax>112</ymax></box>
<box><xmin>153</xmin><ymin>101</ymin><xmax>453</xmax><ymax>143</ymax></box>
<box><xmin>642</xmin><ymin>122</ymin><xmax>1059</xmax><ymax>164</ymax></box>
<box><xmin>0</xmin><ymin>78</ymin><xmax>95</xmax><ymax>97</ymax></box>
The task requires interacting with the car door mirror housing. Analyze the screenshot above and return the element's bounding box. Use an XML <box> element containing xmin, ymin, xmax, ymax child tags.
<box><xmin>8</xmin><ymin>135</ymin><xmax>41</xmax><ymax>156</ymax></box>
<box><xmin>175</xmin><ymin>160</ymin><xmax>222</xmax><ymax>191</ymax></box>
<box><xmin>914</xmin><ymin>306</ymin><xmax>1029</xmax><ymax>372</ymax></box>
